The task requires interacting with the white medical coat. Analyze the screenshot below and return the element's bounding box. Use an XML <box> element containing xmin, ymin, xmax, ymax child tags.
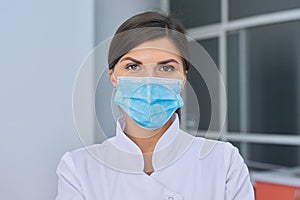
<box><xmin>56</xmin><ymin>115</ymin><xmax>254</xmax><ymax>200</ymax></box>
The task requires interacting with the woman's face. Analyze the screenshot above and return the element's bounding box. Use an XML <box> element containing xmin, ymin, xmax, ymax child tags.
<box><xmin>109</xmin><ymin>37</ymin><xmax>186</xmax><ymax>87</ymax></box>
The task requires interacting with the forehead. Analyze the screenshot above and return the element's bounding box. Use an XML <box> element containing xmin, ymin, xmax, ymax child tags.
<box><xmin>120</xmin><ymin>38</ymin><xmax>182</xmax><ymax>63</ymax></box>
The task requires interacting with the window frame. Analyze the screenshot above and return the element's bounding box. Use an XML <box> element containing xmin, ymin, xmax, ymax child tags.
<box><xmin>163</xmin><ymin>0</ymin><xmax>300</xmax><ymax>155</ymax></box>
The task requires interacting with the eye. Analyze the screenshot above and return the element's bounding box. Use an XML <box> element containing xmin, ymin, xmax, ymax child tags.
<box><xmin>159</xmin><ymin>65</ymin><xmax>175</xmax><ymax>72</ymax></box>
<box><xmin>126</xmin><ymin>64</ymin><xmax>140</xmax><ymax>70</ymax></box>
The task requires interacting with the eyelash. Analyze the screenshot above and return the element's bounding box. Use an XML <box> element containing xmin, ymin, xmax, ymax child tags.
<box><xmin>159</xmin><ymin>65</ymin><xmax>175</xmax><ymax>72</ymax></box>
<box><xmin>125</xmin><ymin>64</ymin><xmax>140</xmax><ymax>70</ymax></box>
<box><xmin>125</xmin><ymin>64</ymin><xmax>175</xmax><ymax>72</ymax></box>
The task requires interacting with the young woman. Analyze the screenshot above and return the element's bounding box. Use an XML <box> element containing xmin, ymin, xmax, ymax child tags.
<box><xmin>56</xmin><ymin>11</ymin><xmax>254</xmax><ymax>199</ymax></box>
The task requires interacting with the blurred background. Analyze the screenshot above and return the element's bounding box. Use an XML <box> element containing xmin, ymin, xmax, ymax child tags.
<box><xmin>1</xmin><ymin>0</ymin><xmax>300</xmax><ymax>199</ymax></box>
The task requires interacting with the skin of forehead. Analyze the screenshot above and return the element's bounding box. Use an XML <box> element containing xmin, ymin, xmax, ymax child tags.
<box><xmin>118</xmin><ymin>38</ymin><xmax>183</xmax><ymax>66</ymax></box>
<box><xmin>111</xmin><ymin>37</ymin><xmax>186</xmax><ymax>82</ymax></box>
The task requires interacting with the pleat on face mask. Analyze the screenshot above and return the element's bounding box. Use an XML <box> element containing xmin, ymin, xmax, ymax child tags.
<box><xmin>114</xmin><ymin>76</ymin><xmax>184</xmax><ymax>130</ymax></box>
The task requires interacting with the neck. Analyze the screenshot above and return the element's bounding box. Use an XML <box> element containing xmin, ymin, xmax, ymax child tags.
<box><xmin>124</xmin><ymin>115</ymin><xmax>172</xmax><ymax>153</ymax></box>
<box><xmin>123</xmin><ymin>115</ymin><xmax>173</xmax><ymax>175</ymax></box>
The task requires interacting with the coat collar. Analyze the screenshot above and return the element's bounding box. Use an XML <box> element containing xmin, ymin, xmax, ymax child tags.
<box><xmin>115</xmin><ymin>113</ymin><xmax>180</xmax><ymax>154</ymax></box>
<box><xmin>88</xmin><ymin>113</ymin><xmax>194</xmax><ymax>173</ymax></box>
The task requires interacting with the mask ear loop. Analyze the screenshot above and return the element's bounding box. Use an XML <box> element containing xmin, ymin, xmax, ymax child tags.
<box><xmin>112</xmin><ymin>72</ymin><xmax>117</xmax><ymax>81</ymax></box>
<box><xmin>112</xmin><ymin>72</ymin><xmax>118</xmax><ymax>87</ymax></box>
<box><xmin>110</xmin><ymin>73</ymin><xmax>125</xmax><ymax>122</ymax></box>
<box><xmin>180</xmin><ymin>76</ymin><xmax>187</xmax><ymax>92</ymax></box>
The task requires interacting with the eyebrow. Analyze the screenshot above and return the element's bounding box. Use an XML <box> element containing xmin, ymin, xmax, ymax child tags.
<box><xmin>120</xmin><ymin>57</ymin><xmax>179</xmax><ymax>65</ymax></box>
<box><xmin>157</xmin><ymin>59</ymin><xmax>179</xmax><ymax>65</ymax></box>
<box><xmin>120</xmin><ymin>57</ymin><xmax>142</xmax><ymax>65</ymax></box>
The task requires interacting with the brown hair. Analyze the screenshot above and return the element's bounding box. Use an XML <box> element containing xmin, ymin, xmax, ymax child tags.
<box><xmin>108</xmin><ymin>11</ymin><xmax>190</xmax><ymax>73</ymax></box>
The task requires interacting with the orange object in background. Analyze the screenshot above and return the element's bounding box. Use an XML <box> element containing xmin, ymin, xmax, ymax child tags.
<box><xmin>252</xmin><ymin>167</ymin><xmax>300</xmax><ymax>200</ymax></box>
<box><xmin>255</xmin><ymin>181</ymin><xmax>300</xmax><ymax>200</ymax></box>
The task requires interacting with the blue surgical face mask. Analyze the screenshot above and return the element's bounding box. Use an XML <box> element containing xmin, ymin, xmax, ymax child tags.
<box><xmin>114</xmin><ymin>76</ymin><xmax>184</xmax><ymax>130</ymax></box>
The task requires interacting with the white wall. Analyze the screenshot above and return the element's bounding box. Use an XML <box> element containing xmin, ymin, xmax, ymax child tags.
<box><xmin>0</xmin><ymin>0</ymin><xmax>165</xmax><ymax>199</ymax></box>
<box><xmin>0</xmin><ymin>0</ymin><xmax>94</xmax><ymax>199</ymax></box>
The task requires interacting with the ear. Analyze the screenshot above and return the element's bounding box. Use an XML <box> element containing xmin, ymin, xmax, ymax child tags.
<box><xmin>109</xmin><ymin>70</ymin><xmax>117</xmax><ymax>88</ymax></box>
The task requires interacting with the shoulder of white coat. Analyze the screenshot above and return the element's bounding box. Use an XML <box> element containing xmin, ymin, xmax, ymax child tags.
<box><xmin>192</xmin><ymin>137</ymin><xmax>244</xmax><ymax>174</ymax></box>
<box><xmin>189</xmin><ymin>137</ymin><xmax>248</xmax><ymax>175</ymax></box>
<box><xmin>59</xmin><ymin>137</ymin><xmax>118</xmax><ymax>168</ymax></box>
<box><xmin>56</xmin><ymin>151</ymin><xmax>74</xmax><ymax>174</ymax></box>
<box><xmin>221</xmin><ymin>142</ymin><xmax>247</xmax><ymax>173</ymax></box>
<box><xmin>190</xmin><ymin>136</ymin><xmax>238</xmax><ymax>162</ymax></box>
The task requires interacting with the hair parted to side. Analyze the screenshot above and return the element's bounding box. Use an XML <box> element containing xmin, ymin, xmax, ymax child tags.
<box><xmin>108</xmin><ymin>11</ymin><xmax>190</xmax><ymax>73</ymax></box>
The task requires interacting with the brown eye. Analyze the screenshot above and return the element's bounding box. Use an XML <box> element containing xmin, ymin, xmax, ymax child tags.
<box><xmin>160</xmin><ymin>65</ymin><xmax>175</xmax><ymax>72</ymax></box>
<box><xmin>126</xmin><ymin>64</ymin><xmax>140</xmax><ymax>70</ymax></box>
